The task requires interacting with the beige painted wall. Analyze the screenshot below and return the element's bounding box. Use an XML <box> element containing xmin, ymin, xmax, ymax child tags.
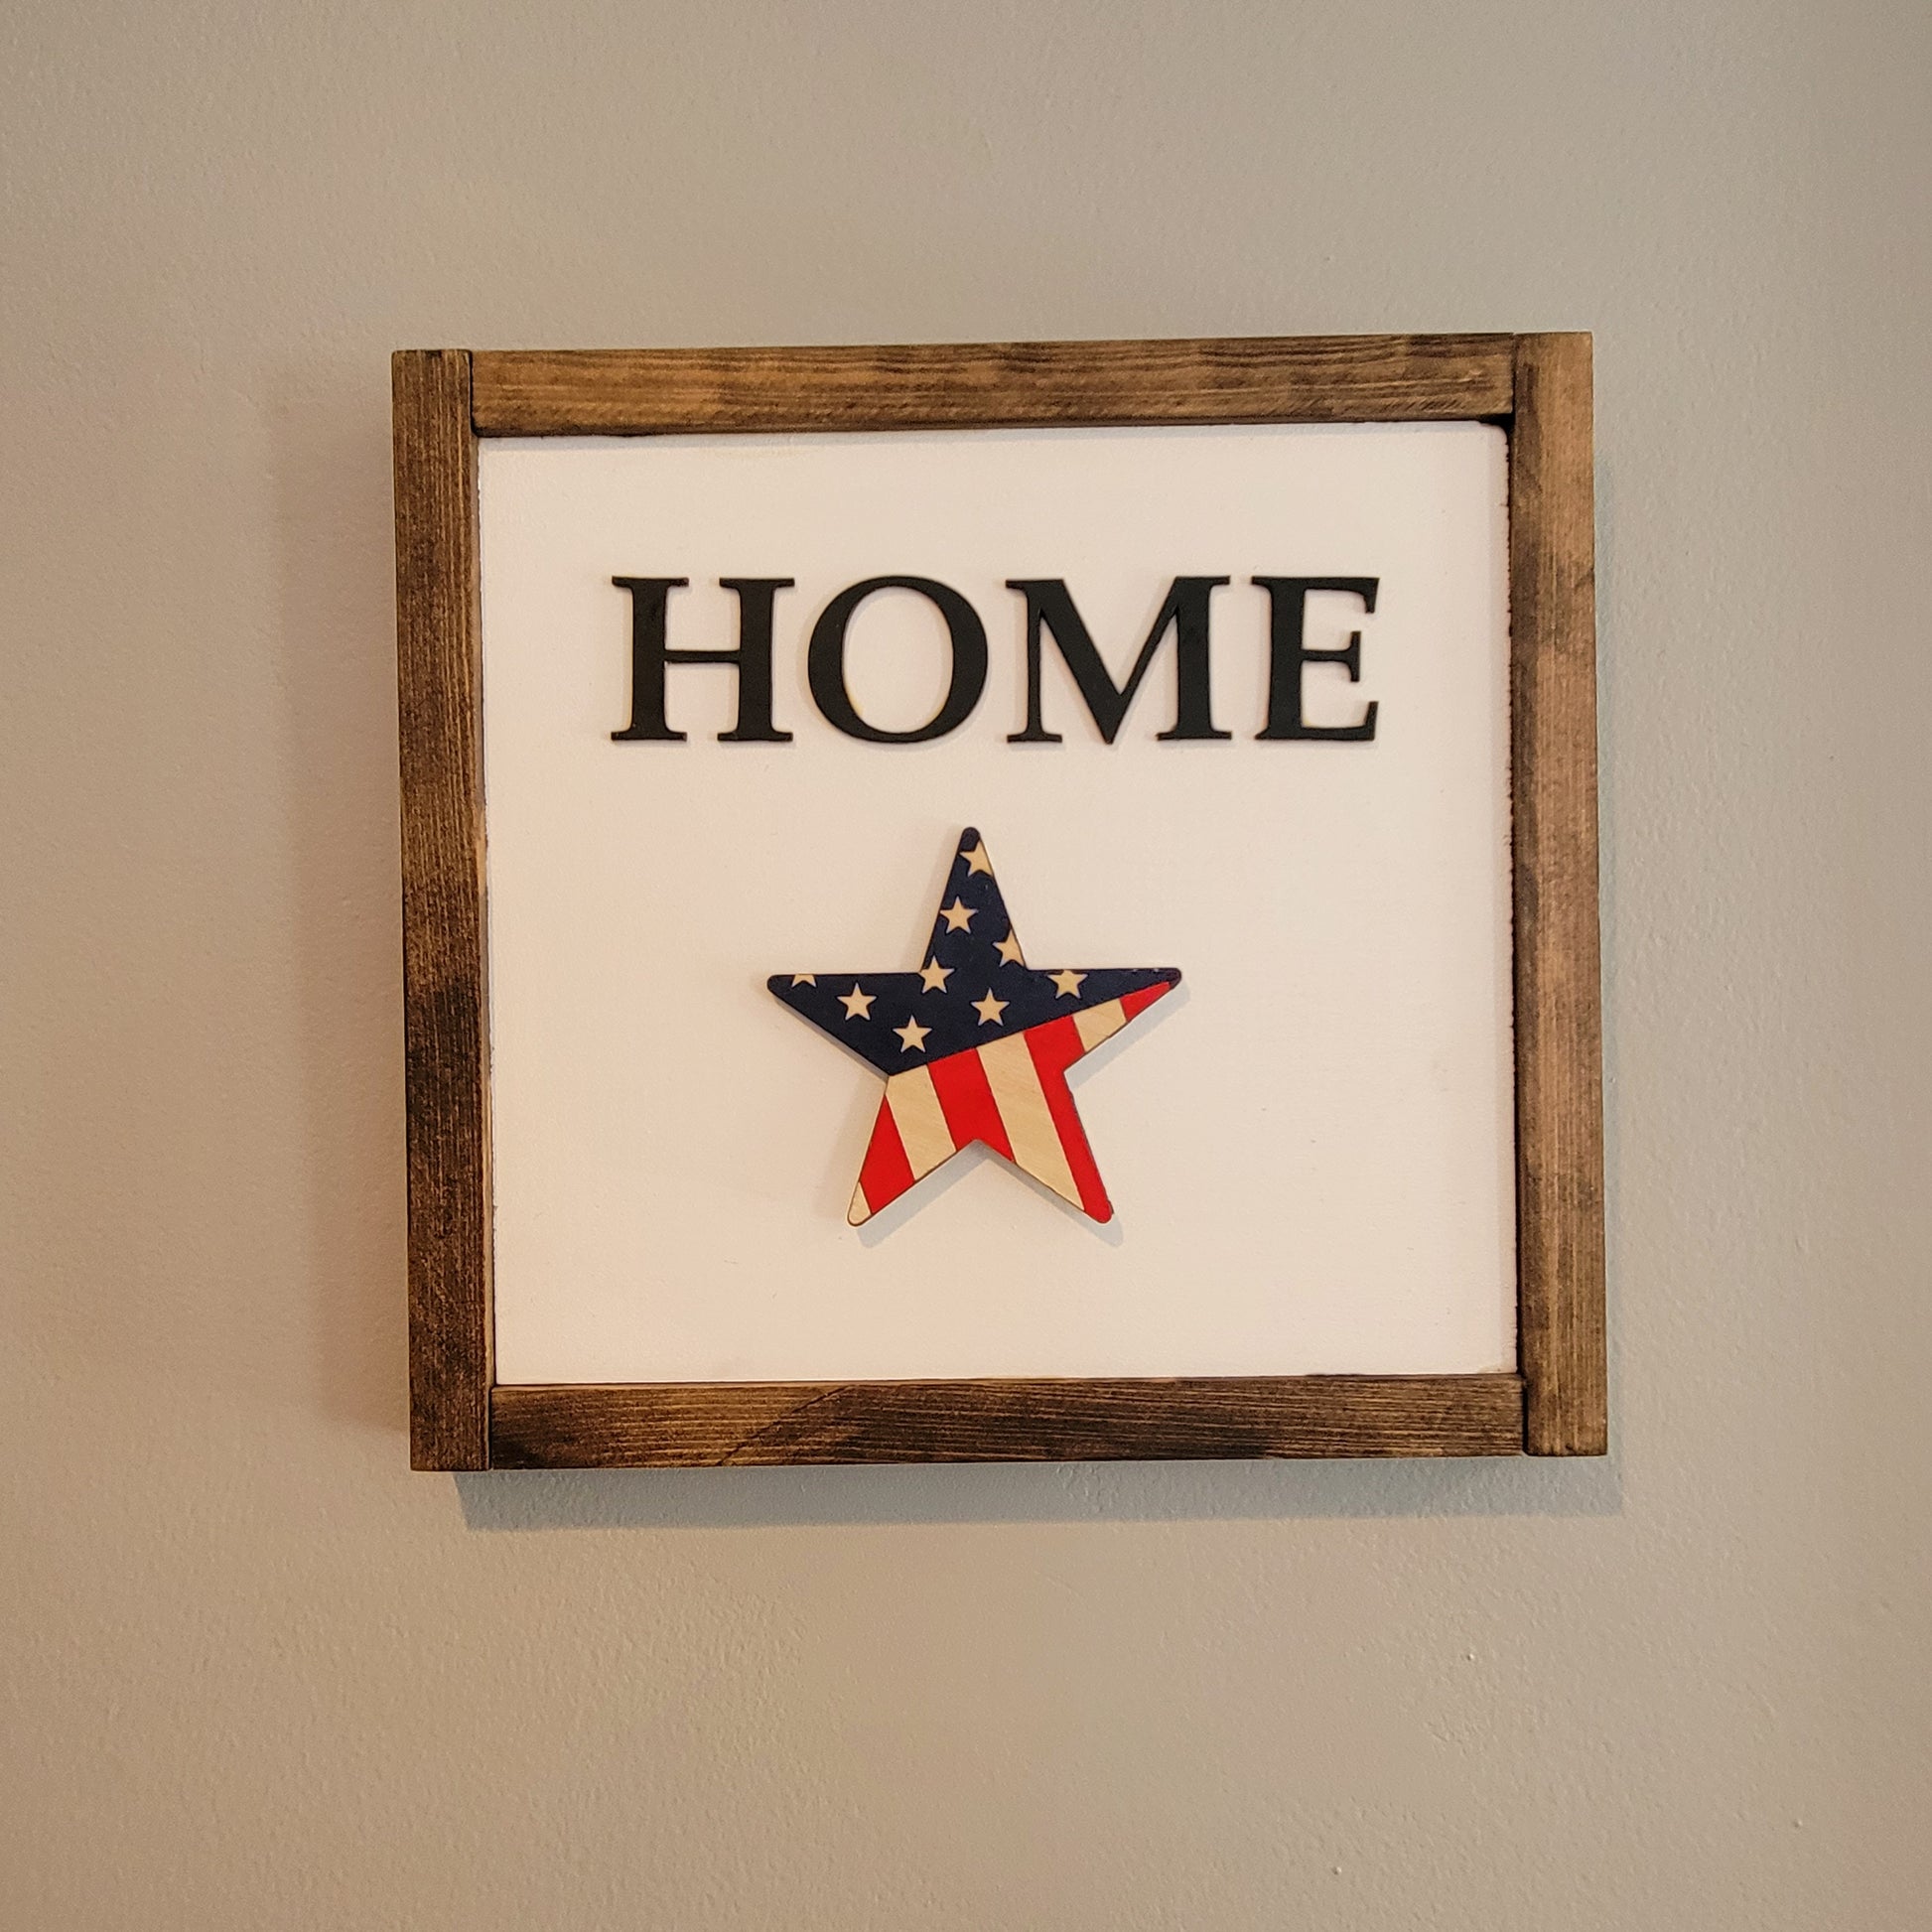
<box><xmin>6</xmin><ymin>3</ymin><xmax>1928</xmax><ymax>1925</ymax></box>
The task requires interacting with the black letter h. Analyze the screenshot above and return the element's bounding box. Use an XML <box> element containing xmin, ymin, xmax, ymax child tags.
<box><xmin>611</xmin><ymin>577</ymin><xmax>794</xmax><ymax>743</ymax></box>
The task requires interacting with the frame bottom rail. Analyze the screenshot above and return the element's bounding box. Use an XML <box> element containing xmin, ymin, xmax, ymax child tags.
<box><xmin>486</xmin><ymin>1373</ymin><xmax>1527</xmax><ymax>1468</ymax></box>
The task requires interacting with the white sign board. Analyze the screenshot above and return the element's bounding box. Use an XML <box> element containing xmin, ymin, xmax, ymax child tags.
<box><xmin>477</xmin><ymin>422</ymin><xmax>1515</xmax><ymax>1386</ymax></box>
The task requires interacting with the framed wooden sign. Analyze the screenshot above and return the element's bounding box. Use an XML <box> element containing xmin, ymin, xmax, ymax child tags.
<box><xmin>393</xmin><ymin>334</ymin><xmax>1603</xmax><ymax>1470</ymax></box>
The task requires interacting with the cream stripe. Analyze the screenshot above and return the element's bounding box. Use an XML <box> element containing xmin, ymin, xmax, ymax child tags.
<box><xmin>847</xmin><ymin>1179</ymin><xmax>873</xmax><ymax>1226</ymax></box>
<box><xmin>886</xmin><ymin>1065</ymin><xmax>957</xmax><ymax>1178</ymax></box>
<box><xmin>1072</xmin><ymin>999</ymin><xmax>1127</xmax><ymax>1053</ymax></box>
<box><xmin>978</xmin><ymin>1033</ymin><xmax>1081</xmax><ymax>1206</ymax></box>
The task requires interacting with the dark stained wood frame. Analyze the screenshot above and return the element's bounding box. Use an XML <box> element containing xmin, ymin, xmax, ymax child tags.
<box><xmin>394</xmin><ymin>334</ymin><xmax>1603</xmax><ymax>1470</ymax></box>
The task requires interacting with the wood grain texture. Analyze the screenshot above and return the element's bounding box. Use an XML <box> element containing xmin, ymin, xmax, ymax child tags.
<box><xmin>470</xmin><ymin>335</ymin><xmax>1516</xmax><ymax>436</ymax></box>
<box><xmin>393</xmin><ymin>349</ymin><xmax>491</xmax><ymax>1470</ymax></box>
<box><xmin>1509</xmin><ymin>333</ymin><xmax>1608</xmax><ymax>1454</ymax></box>
<box><xmin>489</xmin><ymin>1375</ymin><xmax>1526</xmax><ymax>1468</ymax></box>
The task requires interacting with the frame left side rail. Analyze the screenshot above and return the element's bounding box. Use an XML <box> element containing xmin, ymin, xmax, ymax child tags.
<box><xmin>394</xmin><ymin>348</ymin><xmax>492</xmax><ymax>1469</ymax></box>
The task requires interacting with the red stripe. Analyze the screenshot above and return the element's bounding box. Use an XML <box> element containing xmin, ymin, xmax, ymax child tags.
<box><xmin>1023</xmin><ymin>1017</ymin><xmax>1113</xmax><ymax>1221</ymax></box>
<box><xmin>1119</xmin><ymin>980</ymin><xmax>1173</xmax><ymax>1024</ymax></box>
<box><xmin>856</xmin><ymin>1090</ymin><xmax>916</xmax><ymax>1214</ymax></box>
<box><xmin>927</xmin><ymin>1047</ymin><xmax>1014</xmax><ymax>1161</ymax></box>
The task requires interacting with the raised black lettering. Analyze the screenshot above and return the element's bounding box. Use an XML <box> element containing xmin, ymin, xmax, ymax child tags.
<box><xmin>610</xmin><ymin>576</ymin><xmax>794</xmax><ymax>743</ymax></box>
<box><xmin>1253</xmin><ymin>577</ymin><xmax>1379</xmax><ymax>742</ymax></box>
<box><xmin>1006</xmin><ymin>578</ymin><xmax>1231</xmax><ymax>744</ymax></box>
<box><xmin>806</xmin><ymin>577</ymin><xmax>988</xmax><ymax>744</ymax></box>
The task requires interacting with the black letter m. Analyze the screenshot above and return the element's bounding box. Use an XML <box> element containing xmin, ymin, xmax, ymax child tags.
<box><xmin>1006</xmin><ymin>578</ymin><xmax>1231</xmax><ymax>744</ymax></box>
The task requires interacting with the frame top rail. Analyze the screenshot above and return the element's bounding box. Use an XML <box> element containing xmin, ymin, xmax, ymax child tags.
<box><xmin>468</xmin><ymin>334</ymin><xmax>1518</xmax><ymax>436</ymax></box>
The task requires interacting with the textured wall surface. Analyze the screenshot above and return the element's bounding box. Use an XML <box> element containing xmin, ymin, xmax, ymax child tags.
<box><xmin>4</xmin><ymin>3</ymin><xmax>1928</xmax><ymax>1926</ymax></box>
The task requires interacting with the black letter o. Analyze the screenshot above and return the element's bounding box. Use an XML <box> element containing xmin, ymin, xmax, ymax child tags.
<box><xmin>807</xmin><ymin>577</ymin><xmax>988</xmax><ymax>743</ymax></box>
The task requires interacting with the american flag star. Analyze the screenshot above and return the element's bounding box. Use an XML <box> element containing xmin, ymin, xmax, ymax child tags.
<box><xmin>767</xmin><ymin>828</ymin><xmax>1181</xmax><ymax>1226</ymax></box>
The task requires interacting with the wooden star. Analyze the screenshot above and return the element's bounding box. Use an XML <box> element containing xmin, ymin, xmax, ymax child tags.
<box><xmin>767</xmin><ymin>827</ymin><xmax>1182</xmax><ymax>1227</ymax></box>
